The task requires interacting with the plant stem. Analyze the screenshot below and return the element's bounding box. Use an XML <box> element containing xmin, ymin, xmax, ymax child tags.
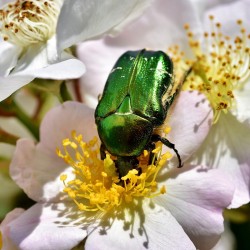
<box><xmin>0</xmin><ymin>128</ymin><xmax>19</xmax><ymax>145</ymax></box>
<box><xmin>60</xmin><ymin>81</ymin><xmax>73</xmax><ymax>102</ymax></box>
<box><xmin>12</xmin><ymin>101</ymin><xmax>39</xmax><ymax>140</ymax></box>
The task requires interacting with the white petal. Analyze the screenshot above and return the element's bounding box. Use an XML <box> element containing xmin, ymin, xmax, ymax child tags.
<box><xmin>155</xmin><ymin>166</ymin><xmax>234</xmax><ymax>250</ymax></box>
<box><xmin>231</xmin><ymin>86</ymin><xmax>250</xmax><ymax>127</ymax></box>
<box><xmin>12</xmin><ymin>36</ymin><xmax>60</xmax><ymax>73</ymax></box>
<box><xmin>0</xmin><ymin>0</ymin><xmax>16</xmax><ymax>6</ymax></box>
<box><xmin>10</xmin><ymin>102</ymin><xmax>97</xmax><ymax>202</ymax></box>
<box><xmin>166</xmin><ymin>91</ymin><xmax>213</xmax><ymax>166</ymax></box>
<box><xmin>0</xmin><ymin>42</ymin><xmax>21</xmax><ymax>76</ymax></box>
<box><xmin>191</xmin><ymin>113</ymin><xmax>250</xmax><ymax>208</ymax></box>
<box><xmin>0</xmin><ymin>40</ymin><xmax>85</xmax><ymax>101</ymax></box>
<box><xmin>102</xmin><ymin>0</ymin><xmax>203</xmax><ymax>50</ymax></box>
<box><xmin>86</xmin><ymin>202</ymin><xmax>195</xmax><ymax>250</ymax></box>
<box><xmin>0</xmin><ymin>75</ymin><xmax>35</xmax><ymax>102</ymax></box>
<box><xmin>5</xmin><ymin>203</ymin><xmax>88</xmax><ymax>250</ymax></box>
<box><xmin>12</xmin><ymin>42</ymin><xmax>52</xmax><ymax>74</ymax></box>
<box><xmin>13</xmin><ymin>42</ymin><xmax>85</xmax><ymax>79</ymax></box>
<box><xmin>189</xmin><ymin>0</ymin><xmax>236</xmax><ymax>19</ymax></box>
<box><xmin>57</xmin><ymin>0</ymin><xmax>152</xmax><ymax>51</ymax></box>
<box><xmin>18</xmin><ymin>57</ymin><xmax>85</xmax><ymax>80</ymax></box>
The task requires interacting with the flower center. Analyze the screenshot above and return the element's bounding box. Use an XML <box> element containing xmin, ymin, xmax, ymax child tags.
<box><xmin>169</xmin><ymin>16</ymin><xmax>250</xmax><ymax>123</ymax></box>
<box><xmin>0</xmin><ymin>0</ymin><xmax>62</xmax><ymax>47</ymax></box>
<box><xmin>57</xmin><ymin>131</ymin><xmax>171</xmax><ymax>212</ymax></box>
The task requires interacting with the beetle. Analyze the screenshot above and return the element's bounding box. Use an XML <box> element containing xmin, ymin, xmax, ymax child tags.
<box><xmin>95</xmin><ymin>49</ymin><xmax>188</xmax><ymax>178</ymax></box>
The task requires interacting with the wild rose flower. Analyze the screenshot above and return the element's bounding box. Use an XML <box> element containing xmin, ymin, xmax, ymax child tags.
<box><xmin>176</xmin><ymin>0</ymin><xmax>250</xmax><ymax>208</ymax></box>
<box><xmin>0</xmin><ymin>93</ymin><xmax>234</xmax><ymax>249</ymax></box>
<box><xmin>77</xmin><ymin>0</ymin><xmax>250</xmax><ymax>208</ymax></box>
<box><xmin>0</xmin><ymin>0</ymin><xmax>151</xmax><ymax>101</ymax></box>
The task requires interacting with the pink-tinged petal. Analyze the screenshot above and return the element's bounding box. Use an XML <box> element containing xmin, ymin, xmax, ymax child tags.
<box><xmin>57</xmin><ymin>0</ymin><xmax>152</xmax><ymax>52</ymax></box>
<box><xmin>191</xmin><ymin>113</ymin><xmax>250</xmax><ymax>208</ymax></box>
<box><xmin>155</xmin><ymin>166</ymin><xmax>234</xmax><ymax>250</ymax></box>
<box><xmin>10</xmin><ymin>138</ymin><xmax>66</xmax><ymax>202</ymax></box>
<box><xmin>10</xmin><ymin>102</ymin><xmax>98</xmax><ymax>202</ymax></box>
<box><xmin>77</xmin><ymin>0</ymin><xmax>203</xmax><ymax>107</ymax></box>
<box><xmin>1</xmin><ymin>208</ymin><xmax>25</xmax><ymax>250</ymax></box>
<box><xmin>211</xmin><ymin>222</ymin><xmax>235</xmax><ymax>250</ymax></box>
<box><xmin>86</xmin><ymin>202</ymin><xmax>195</xmax><ymax>250</ymax></box>
<box><xmin>4</xmin><ymin>203</ymin><xmax>87</xmax><ymax>250</ymax></box>
<box><xmin>166</xmin><ymin>91</ymin><xmax>213</xmax><ymax>165</ymax></box>
<box><xmin>40</xmin><ymin>101</ymin><xmax>97</xmax><ymax>154</ymax></box>
<box><xmin>78</xmin><ymin>41</ymin><xmax>124</xmax><ymax>107</ymax></box>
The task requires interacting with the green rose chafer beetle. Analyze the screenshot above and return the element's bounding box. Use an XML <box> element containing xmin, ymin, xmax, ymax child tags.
<box><xmin>95</xmin><ymin>49</ymin><xmax>188</xmax><ymax>177</ymax></box>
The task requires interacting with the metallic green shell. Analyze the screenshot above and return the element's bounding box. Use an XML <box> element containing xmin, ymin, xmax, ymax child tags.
<box><xmin>95</xmin><ymin>49</ymin><xmax>173</xmax><ymax>126</ymax></box>
<box><xmin>97</xmin><ymin>95</ymin><xmax>153</xmax><ymax>156</ymax></box>
<box><xmin>95</xmin><ymin>49</ymin><xmax>174</xmax><ymax>157</ymax></box>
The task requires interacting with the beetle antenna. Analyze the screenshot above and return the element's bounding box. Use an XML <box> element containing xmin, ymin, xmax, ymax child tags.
<box><xmin>151</xmin><ymin>134</ymin><xmax>183</xmax><ymax>168</ymax></box>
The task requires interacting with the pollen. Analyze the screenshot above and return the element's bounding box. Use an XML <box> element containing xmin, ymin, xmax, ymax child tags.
<box><xmin>57</xmin><ymin>131</ymin><xmax>171</xmax><ymax>212</ymax></box>
<box><xmin>169</xmin><ymin>18</ymin><xmax>250</xmax><ymax>123</ymax></box>
<box><xmin>0</xmin><ymin>0</ymin><xmax>62</xmax><ymax>47</ymax></box>
<box><xmin>164</xmin><ymin>126</ymin><xmax>171</xmax><ymax>134</ymax></box>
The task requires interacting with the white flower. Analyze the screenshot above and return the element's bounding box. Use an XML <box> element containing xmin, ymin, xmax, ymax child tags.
<box><xmin>0</xmin><ymin>0</ymin><xmax>151</xmax><ymax>101</ymax></box>
<box><xmin>181</xmin><ymin>0</ymin><xmax>250</xmax><ymax>208</ymax></box>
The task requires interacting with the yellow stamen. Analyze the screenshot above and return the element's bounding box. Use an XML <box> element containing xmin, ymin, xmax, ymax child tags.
<box><xmin>169</xmin><ymin>17</ymin><xmax>250</xmax><ymax>123</ymax></box>
<box><xmin>164</xmin><ymin>126</ymin><xmax>171</xmax><ymax>134</ymax></box>
<box><xmin>60</xmin><ymin>174</ymin><xmax>67</xmax><ymax>181</ymax></box>
<box><xmin>57</xmin><ymin>131</ymin><xmax>171</xmax><ymax>212</ymax></box>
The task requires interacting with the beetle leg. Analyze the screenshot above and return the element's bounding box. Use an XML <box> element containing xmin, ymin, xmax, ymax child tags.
<box><xmin>151</xmin><ymin>134</ymin><xmax>183</xmax><ymax>168</ymax></box>
<box><xmin>100</xmin><ymin>144</ymin><xmax>139</xmax><ymax>178</ymax></box>
<box><xmin>100</xmin><ymin>143</ymin><xmax>107</xmax><ymax>160</ymax></box>
<box><xmin>115</xmin><ymin>156</ymin><xmax>139</xmax><ymax>178</ymax></box>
